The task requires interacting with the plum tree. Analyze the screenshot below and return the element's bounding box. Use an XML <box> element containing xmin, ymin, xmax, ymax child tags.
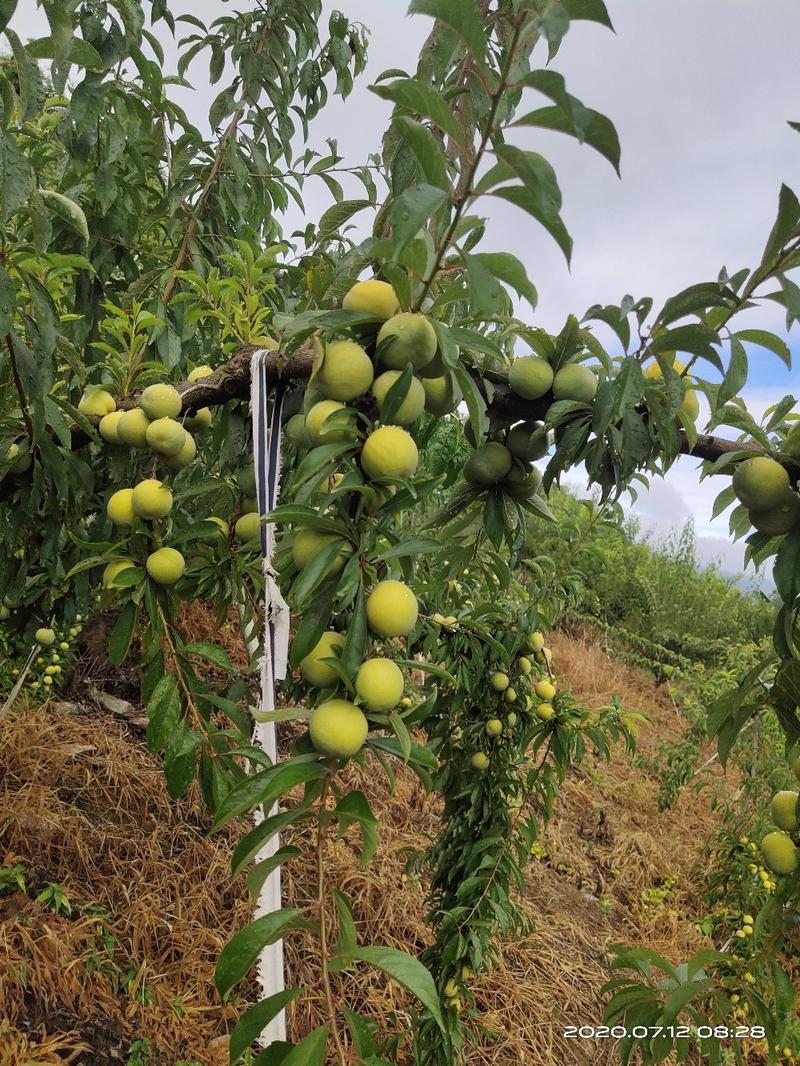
<box><xmin>2</xmin><ymin>2</ymin><xmax>800</xmax><ymax>1065</ymax></box>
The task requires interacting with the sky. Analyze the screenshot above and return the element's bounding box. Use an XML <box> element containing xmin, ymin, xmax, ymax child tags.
<box><xmin>18</xmin><ymin>0</ymin><xmax>800</xmax><ymax>582</ymax></box>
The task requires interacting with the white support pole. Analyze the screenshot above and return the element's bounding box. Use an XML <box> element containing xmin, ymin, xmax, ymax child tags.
<box><xmin>247</xmin><ymin>351</ymin><xmax>291</xmax><ymax>1046</ymax></box>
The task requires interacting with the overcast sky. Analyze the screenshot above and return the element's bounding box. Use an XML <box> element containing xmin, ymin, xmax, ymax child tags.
<box><xmin>19</xmin><ymin>0</ymin><xmax>800</xmax><ymax>582</ymax></box>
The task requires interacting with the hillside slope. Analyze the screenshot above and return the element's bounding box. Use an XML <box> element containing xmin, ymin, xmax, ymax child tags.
<box><xmin>0</xmin><ymin>629</ymin><xmax>739</xmax><ymax>1065</ymax></box>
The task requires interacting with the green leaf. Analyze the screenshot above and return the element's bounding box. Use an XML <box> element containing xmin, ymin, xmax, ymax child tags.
<box><xmin>252</xmin><ymin>707</ymin><xmax>312</xmax><ymax>725</ymax></box>
<box><xmin>335</xmin><ymin>790</ymin><xmax>379</xmax><ymax>867</ymax></box>
<box><xmin>407</xmin><ymin>0</ymin><xmax>489</xmax><ymax>78</ymax></box>
<box><xmin>375</xmin><ymin>538</ymin><xmax>441</xmax><ymax>561</ymax></box>
<box><xmin>164</xmin><ymin>726</ymin><xmax>200</xmax><ymax>800</ymax></box>
<box><xmin>108</xmin><ymin>602</ymin><xmax>136</xmax><ymax>667</ymax></box>
<box><xmin>26</xmin><ymin>35</ymin><xmax>105</xmax><ymax>70</ymax></box>
<box><xmin>146</xmin><ymin>674</ymin><xmax>181</xmax><ymax>753</ymax></box>
<box><xmin>0</xmin><ymin>1</ymin><xmax>17</xmax><ymax>35</ymax></box>
<box><xmin>582</xmin><ymin>303</ymin><xmax>630</xmax><ymax>351</ymax></box>
<box><xmin>470</xmin><ymin>251</ymin><xmax>538</xmax><ymax>308</ymax></box>
<box><xmin>371</xmin><ymin>78</ymin><xmax>467</xmax><ymax>151</ymax></box>
<box><xmin>710</xmin><ymin>484</ymin><xmax>736</xmax><ymax>521</ymax></box>
<box><xmin>771</xmin><ymin>660</ymin><xmax>800</xmax><ymax>747</ymax></box>
<box><xmin>211</xmin><ymin>760</ymin><xmax>328</xmax><ymax>832</ymax></box>
<box><xmin>650</xmin><ymin>323</ymin><xmax>721</xmax><ymax>368</ymax></box>
<box><xmin>215</xmin><ymin>908</ymin><xmax>306</xmax><ymax>1000</ymax></box>
<box><xmin>450</xmin><ymin>360</ymin><xmax>488</xmax><ymax>447</ymax></box>
<box><xmin>288</xmin><ymin>580</ymin><xmax>339</xmax><ymax>668</ymax></box>
<box><xmin>262</xmin><ymin>505</ymin><xmax>349</xmax><ymax>536</ymax></box>
<box><xmin>290</xmin><ymin>442</ymin><xmax>357</xmax><ymax>492</ymax></box>
<box><xmin>0</xmin><ymin>264</ymin><xmax>16</xmax><ymax>335</ymax></box>
<box><xmin>391</xmin><ymin>183</ymin><xmax>447</xmax><ymax>256</ymax></box>
<box><xmin>389</xmin><ymin>711</ymin><xmax>412</xmax><ymax>762</ymax></box>
<box><xmin>660</xmin><ymin>977</ymin><xmax>712</xmax><ymax>1024</ymax></box>
<box><xmin>5</xmin><ymin>29</ymin><xmax>43</xmax><ymax>122</ymax></box>
<box><xmin>735</xmin><ymin>328</ymin><xmax>791</xmax><ymax>368</ymax></box>
<box><xmin>490</xmin><ymin>147</ymin><xmax>572</xmax><ymax>262</ymax></box>
<box><xmin>232</xmin><ymin>811</ymin><xmax>307</xmax><ymax>878</ymax></box>
<box><xmin>611</xmin><ymin>358</ymin><xmax>644</xmax><ymax>419</ymax></box>
<box><xmin>332</xmin><ymin>889</ymin><xmax>358</xmax><ymax>959</ymax></box>
<box><xmin>182</xmin><ymin>642</ymin><xmax>235</xmax><ymax>673</ymax></box>
<box><xmin>718</xmin><ymin>336</ymin><xmax>747</xmax><ymax>405</ymax></box>
<box><xmin>247</xmin><ymin>847</ymin><xmax>302</xmax><ymax>902</ymax></box>
<box><xmin>0</xmin><ymin>130</ymin><xmax>33</xmax><ymax>219</ymax></box>
<box><xmin>463</xmin><ymin>251</ymin><xmax>505</xmax><ymax>316</ymax></box>
<box><xmin>318</xmin><ymin>198</ymin><xmax>372</xmax><ymax>235</ymax></box>
<box><xmin>261</xmin><ymin>1027</ymin><xmax>328</xmax><ymax>1066</ymax></box>
<box><xmin>762</xmin><ymin>183</ymin><xmax>800</xmax><ymax>268</ymax></box>
<box><xmin>514</xmin><ymin>71</ymin><xmax>620</xmax><ymax>174</ymax></box>
<box><xmin>685</xmin><ymin>948</ymin><xmax>729</xmax><ymax>979</ymax></box>
<box><xmin>347</xmin><ymin>946</ymin><xmax>446</xmax><ymax>1033</ymax></box>
<box><xmin>655</xmin><ymin>282</ymin><xmax>735</xmax><ymax>326</ymax></box>
<box><xmin>290</xmin><ymin>542</ymin><xmax>345</xmax><ymax>610</ymax></box>
<box><xmin>341</xmin><ymin>1009</ymin><xmax>379</xmax><ymax>1058</ymax></box>
<box><xmin>40</xmin><ymin>2</ymin><xmax>72</xmax><ymax>76</ymax></box>
<box><xmin>376</xmin><ymin>362</ymin><xmax>414</xmax><ymax>425</ymax></box>
<box><xmin>109</xmin><ymin>0</ymin><xmax>145</xmax><ymax>38</ymax></box>
<box><xmin>393</xmin><ymin>116</ymin><xmax>450</xmax><ymax>190</ymax></box>
<box><xmin>774</xmin><ymin>530</ymin><xmax>800</xmax><ymax>606</ymax></box>
<box><xmin>531</xmin><ymin>1</ymin><xmax>570</xmax><ymax>57</ymax></box>
<box><xmin>772</xmin><ymin>961</ymin><xmax>796</xmax><ymax>1017</ymax></box>
<box><xmin>341</xmin><ymin>584</ymin><xmax>367</xmax><ymax>678</ymax></box>
<box><xmin>25</xmin><ymin>273</ymin><xmax>58</xmax><ymax>356</ymax></box>
<box><xmin>370</xmin><ymin>735</ymin><xmax>438</xmax><ymax>770</ymax></box>
<box><xmin>229</xmin><ymin>989</ymin><xmax>303</xmax><ymax>1065</ymax></box>
<box><xmin>39</xmin><ymin>190</ymin><xmax>89</xmax><ymax>243</ymax></box>
<box><xmin>561</xmin><ymin>0</ymin><xmax>613</xmax><ymax>26</ymax></box>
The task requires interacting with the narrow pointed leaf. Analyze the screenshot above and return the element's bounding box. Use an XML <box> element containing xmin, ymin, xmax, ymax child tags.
<box><xmin>229</xmin><ymin>988</ymin><xmax>303</xmax><ymax>1064</ymax></box>
<box><xmin>347</xmin><ymin>946</ymin><xmax>446</xmax><ymax>1032</ymax></box>
<box><xmin>216</xmin><ymin>909</ymin><xmax>306</xmax><ymax>1000</ymax></box>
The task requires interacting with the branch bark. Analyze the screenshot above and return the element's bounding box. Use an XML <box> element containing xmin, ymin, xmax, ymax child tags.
<box><xmin>157</xmin><ymin>343</ymin><xmax>764</xmax><ymax>468</ymax></box>
<box><xmin>4</xmin><ymin>340</ymin><xmax>764</xmax><ymax>503</ymax></box>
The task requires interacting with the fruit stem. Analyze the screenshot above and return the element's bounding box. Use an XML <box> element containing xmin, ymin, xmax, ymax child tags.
<box><xmin>316</xmin><ymin>775</ymin><xmax>348</xmax><ymax>1066</ymax></box>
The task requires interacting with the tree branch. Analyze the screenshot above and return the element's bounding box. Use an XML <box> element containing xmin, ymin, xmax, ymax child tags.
<box><xmin>161</xmin><ymin>23</ymin><xmax>275</xmax><ymax>306</ymax></box>
<box><xmin>158</xmin><ymin>344</ymin><xmax>764</xmax><ymax>469</ymax></box>
<box><xmin>5</xmin><ymin>340</ymin><xmax>766</xmax><ymax>510</ymax></box>
<box><xmin>161</xmin><ymin>108</ymin><xmax>244</xmax><ymax>306</ymax></box>
<box><xmin>114</xmin><ymin>338</ymin><xmax>319</xmax><ymax>414</ymax></box>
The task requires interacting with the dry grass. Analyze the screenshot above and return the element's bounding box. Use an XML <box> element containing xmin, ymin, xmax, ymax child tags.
<box><xmin>0</xmin><ymin>624</ymin><xmax>745</xmax><ymax>1065</ymax></box>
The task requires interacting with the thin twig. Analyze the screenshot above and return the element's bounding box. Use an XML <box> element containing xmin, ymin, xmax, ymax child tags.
<box><xmin>316</xmin><ymin>777</ymin><xmax>348</xmax><ymax>1066</ymax></box>
<box><xmin>6</xmin><ymin>335</ymin><xmax>34</xmax><ymax>442</ymax></box>
<box><xmin>681</xmin><ymin>236</ymin><xmax>800</xmax><ymax>379</ymax></box>
<box><xmin>0</xmin><ymin>645</ymin><xmax>39</xmax><ymax>723</ymax></box>
<box><xmin>161</xmin><ymin>107</ymin><xmax>245</xmax><ymax>306</ymax></box>
<box><xmin>411</xmin><ymin>15</ymin><xmax>525</xmax><ymax>312</ymax></box>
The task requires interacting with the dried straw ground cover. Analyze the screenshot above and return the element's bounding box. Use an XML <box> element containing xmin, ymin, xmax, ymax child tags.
<box><xmin>0</xmin><ymin>617</ymin><xmax>741</xmax><ymax>1065</ymax></box>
